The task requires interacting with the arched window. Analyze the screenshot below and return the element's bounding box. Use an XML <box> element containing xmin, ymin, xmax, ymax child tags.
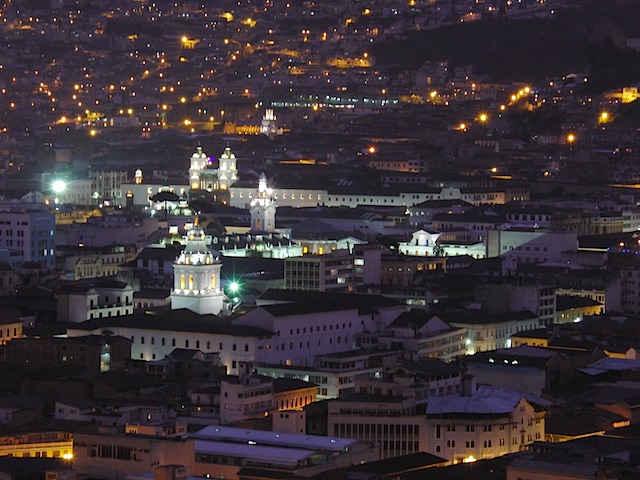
<box><xmin>188</xmin><ymin>274</ymin><xmax>194</xmax><ymax>290</ymax></box>
<box><xmin>180</xmin><ymin>274</ymin><xmax>185</xmax><ymax>289</ymax></box>
<box><xmin>211</xmin><ymin>274</ymin><xmax>216</xmax><ymax>289</ymax></box>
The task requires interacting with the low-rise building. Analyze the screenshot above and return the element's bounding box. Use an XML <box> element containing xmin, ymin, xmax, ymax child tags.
<box><xmin>256</xmin><ymin>349</ymin><xmax>393</xmax><ymax>400</ymax></box>
<box><xmin>426</xmin><ymin>386</ymin><xmax>549</xmax><ymax>464</ymax></box>
<box><xmin>192</xmin><ymin>425</ymin><xmax>379</xmax><ymax>478</ymax></box>
<box><xmin>73</xmin><ymin>427</ymin><xmax>195</xmax><ymax>480</ymax></box>
<box><xmin>435</xmin><ymin>310</ymin><xmax>540</xmax><ymax>355</ymax></box>
<box><xmin>58</xmin><ymin>244</ymin><xmax>127</xmax><ymax>280</ymax></box>
<box><xmin>56</xmin><ymin>279</ymin><xmax>134</xmax><ymax>322</ymax></box>
<box><xmin>377</xmin><ymin>312</ymin><xmax>466</xmax><ymax>361</ymax></box>
<box><xmin>5</xmin><ymin>334</ymin><xmax>131</xmax><ymax>377</ymax></box>
<box><xmin>555</xmin><ymin>295</ymin><xmax>604</xmax><ymax>324</ymax></box>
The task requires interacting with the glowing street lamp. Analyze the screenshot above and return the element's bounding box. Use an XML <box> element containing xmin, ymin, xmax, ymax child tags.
<box><xmin>566</xmin><ymin>133</ymin><xmax>576</xmax><ymax>144</ymax></box>
<box><xmin>599</xmin><ymin>111</ymin><xmax>609</xmax><ymax>124</ymax></box>
<box><xmin>52</xmin><ymin>179</ymin><xmax>66</xmax><ymax>194</ymax></box>
<box><xmin>52</xmin><ymin>179</ymin><xmax>66</xmax><ymax>205</ymax></box>
<box><xmin>479</xmin><ymin>113</ymin><xmax>488</xmax><ymax>123</ymax></box>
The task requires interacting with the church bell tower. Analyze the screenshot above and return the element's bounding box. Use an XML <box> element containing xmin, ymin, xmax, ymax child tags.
<box><xmin>250</xmin><ymin>173</ymin><xmax>276</xmax><ymax>232</ymax></box>
<box><xmin>171</xmin><ymin>222</ymin><xmax>227</xmax><ymax>315</ymax></box>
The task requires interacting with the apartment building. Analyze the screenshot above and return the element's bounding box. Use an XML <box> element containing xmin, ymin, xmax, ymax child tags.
<box><xmin>0</xmin><ymin>209</ymin><xmax>55</xmax><ymax>270</ymax></box>
<box><xmin>284</xmin><ymin>250</ymin><xmax>355</xmax><ymax>292</ymax></box>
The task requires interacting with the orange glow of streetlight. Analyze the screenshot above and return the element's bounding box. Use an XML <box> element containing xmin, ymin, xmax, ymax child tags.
<box><xmin>599</xmin><ymin>111</ymin><xmax>610</xmax><ymax>124</ymax></box>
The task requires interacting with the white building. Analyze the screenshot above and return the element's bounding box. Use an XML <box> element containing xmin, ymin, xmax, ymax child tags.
<box><xmin>219</xmin><ymin>374</ymin><xmax>273</xmax><ymax>425</ymax></box>
<box><xmin>234</xmin><ymin>303</ymin><xmax>376</xmax><ymax>367</ymax></box>
<box><xmin>171</xmin><ymin>223</ymin><xmax>227</xmax><ymax>316</ymax></box>
<box><xmin>398</xmin><ymin>229</ymin><xmax>486</xmax><ymax>259</ymax></box>
<box><xmin>250</xmin><ymin>173</ymin><xmax>276</xmax><ymax>232</ymax></box>
<box><xmin>217</xmin><ymin>146</ymin><xmax>239</xmax><ymax>191</ymax></box>
<box><xmin>426</xmin><ymin>386</ymin><xmax>548</xmax><ymax>464</ymax></box>
<box><xmin>378</xmin><ymin>312</ymin><xmax>467</xmax><ymax>361</ymax></box>
<box><xmin>90</xmin><ymin>170</ymin><xmax>129</xmax><ymax>205</ymax></box>
<box><xmin>42</xmin><ymin>174</ymin><xmax>93</xmax><ymax>205</ymax></box>
<box><xmin>485</xmin><ymin>228</ymin><xmax>578</xmax><ymax>274</ymax></box>
<box><xmin>56</xmin><ymin>279</ymin><xmax>134</xmax><ymax>323</ymax></box>
<box><xmin>433</xmin><ymin>311</ymin><xmax>541</xmax><ymax>355</ymax></box>
<box><xmin>65</xmin><ymin>310</ymin><xmax>271</xmax><ymax>375</ymax></box>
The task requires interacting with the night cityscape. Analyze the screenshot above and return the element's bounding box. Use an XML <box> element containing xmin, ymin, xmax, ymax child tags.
<box><xmin>0</xmin><ymin>0</ymin><xmax>640</xmax><ymax>478</ymax></box>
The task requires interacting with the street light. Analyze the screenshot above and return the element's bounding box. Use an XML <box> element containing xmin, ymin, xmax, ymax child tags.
<box><xmin>599</xmin><ymin>111</ymin><xmax>610</xmax><ymax>125</ymax></box>
<box><xmin>52</xmin><ymin>179</ymin><xmax>66</xmax><ymax>205</ymax></box>
<box><xmin>52</xmin><ymin>179</ymin><xmax>66</xmax><ymax>194</ymax></box>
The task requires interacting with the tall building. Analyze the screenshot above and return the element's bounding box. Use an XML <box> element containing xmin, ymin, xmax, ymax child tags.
<box><xmin>250</xmin><ymin>173</ymin><xmax>276</xmax><ymax>232</ymax></box>
<box><xmin>171</xmin><ymin>222</ymin><xmax>227</xmax><ymax>315</ymax></box>
<box><xmin>0</xmin><ymin>209</ymin><xmax>55</xmax><ymax>269</ymax></box>
<box><xmin>90</xmin><ymin>170</ymin><xmax>129</xmax><ymax>205</ymax></box>
<box><xmin>217</xmin><ymin>146</ymin><xmax>238</xmax><ymax>190</ymax></box>
<box><xmin>189</xmin><ymin>145</ymin><xmax>209</xmax><ymax>190</ymax></box>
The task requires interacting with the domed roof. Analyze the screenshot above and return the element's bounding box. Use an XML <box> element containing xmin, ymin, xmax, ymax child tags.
<box><xmin>161</xmin><ymin>232</ymin><xmax>186</xmax><ymax>246</ymax></box>
<box><xmin>183</xmin><ymin>224</ymin><xmax>211</xmax><ymax>255</ymax></box>
<box><xmin>169</xmin><ymin>204</ymin><xmax>197</xmax><ymax>217</ymax></box>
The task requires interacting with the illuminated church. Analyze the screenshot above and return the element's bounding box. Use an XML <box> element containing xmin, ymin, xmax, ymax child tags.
<box><xmin>170</xmin><ymin>220</ymin><xmax>228</xmax><ymax>316</ymax></box>
<box><xmin>189</xmin><ymin>145</ymin><xmax>238</xmax><ymax>193</ymax></box>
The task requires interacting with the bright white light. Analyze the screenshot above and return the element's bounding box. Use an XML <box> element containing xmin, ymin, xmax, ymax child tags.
<box><xmin>52</xmin><ymin>179</ymin><xmax>66</xmax><ymax>193</ymax></box>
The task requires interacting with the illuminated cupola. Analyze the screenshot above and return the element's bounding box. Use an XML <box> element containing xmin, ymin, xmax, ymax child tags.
<box><xmin>171</xmin><ymin>220</ymin><xmax>226</xmax><ymax>315</ymax></box>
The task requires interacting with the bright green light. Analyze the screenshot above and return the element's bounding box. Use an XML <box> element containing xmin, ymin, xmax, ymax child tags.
<box><xmin>229</xmin><ymin>281</ymin><xmax>239</xmax><ymax>292</ymax></box>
